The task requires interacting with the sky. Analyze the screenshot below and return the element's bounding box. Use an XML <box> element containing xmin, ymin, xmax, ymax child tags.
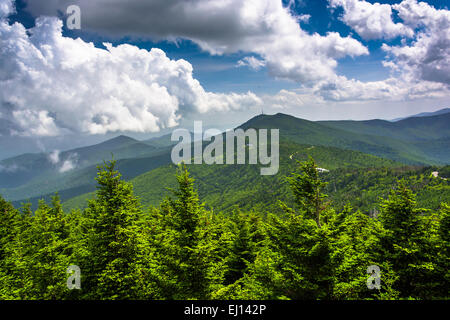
<box><xmin>0</xmin><ymin>0</ymin><xmax>449</xmax><ymax>141</ymax></box>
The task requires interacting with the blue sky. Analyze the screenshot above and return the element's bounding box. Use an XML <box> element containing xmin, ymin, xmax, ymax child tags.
<box><xmin>9</xmin><ymin>0</ymin><xmax>424</xmax><ymax>91</ymax></box>
<box><xmin>8</xmin><ymin>0</ymin><xmax>448</xmax><ymax>91</ymax></box>
<box><xmin>1</xmin><ymin>0</ymin><xmax>449</xmax><ymax>139</ymax></box>
<box><xmin>65</xmin><ymin>0</ymin><xmax>447</xmax><ymax>90</ymax></box>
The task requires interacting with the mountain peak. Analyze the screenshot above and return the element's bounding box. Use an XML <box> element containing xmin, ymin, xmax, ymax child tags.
<box><xmin>239</xmin><ymin>112</ymin><xmax>311</xmax><ymax>131</ymax></box>
<box><xmin>111</xmin><ymin>134</ymin><xmax>136</xmax><ymax>141</ymax></box>
<box><xmin>391</xmin><ymin>107</ymin><xmax>450</xmax><ymax>122</ymax></box>
<box><xmin>101</xmin><ymin>135</ymin><xmax>138</xmax><ymax>145</ymax></box>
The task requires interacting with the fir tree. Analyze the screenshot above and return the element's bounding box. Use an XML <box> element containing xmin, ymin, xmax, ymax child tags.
<box><xmin>81</xmin><ymin>160</ymin><xmax>145</xmax><ymax>299</ymax></box>
<box><xmin>286</xmin><ymin>157</ymin><xmax>329</xmax><ymax>227</ymax></box>
<box><xmin>223</xmin><ymin>210</ymin><xmax>265</xmax><ymax>285</ymax></box>
<box><xmin>156</xmin><ymin>164</ymin><xmax>221</xmax><ymax>299</ymax></box>
<box><xmin>437</xmin><ymin>203</ymin><xmax>450</xmax><ymax>297</ymax></box>
<box><xmin>378</xmin><ymin>180</ymin><xmax>436</xmax><ymax>298</ymax></box>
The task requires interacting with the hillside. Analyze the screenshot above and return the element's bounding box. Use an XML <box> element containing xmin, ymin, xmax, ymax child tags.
<box><xmin>390</xmin><ymin>107</ymin><xmax>450</xmax><ymax>121</ymax></box>
<box><xmin>3</xmin><ymin>111</ymin><xmax>449</xmax><ymax>209</ymax></box>
<box><xmin>242</xmin><ymin>113</ymin><xmax>449</xmax><ymax>164</ymax></box>
<box><xmin>63</xmin><ymin>141</ymin><xmax>404</xmax><ymax>212</ymax></box>
<box><xmin>319</xmin><ymin>112</ymin><xmax>450</xmax><ymax>142</ymax></box>
<box><xmin>1</xmin><ymin>134</ymin><xmax>174</xmax><ymax>205</ymax></box>
<box><xmin>63</xmin><ymin>140</ymin><xmax>449</xmax><ymax>215</ymax></box>
<box><xmin>9</xmin><ymin>149</ymin><xmax>173</xmax><ymax>209</ymax></box>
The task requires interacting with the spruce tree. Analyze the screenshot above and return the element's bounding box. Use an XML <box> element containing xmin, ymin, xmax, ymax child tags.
<box><xmin>257</xmin><ymin>158</ymin><xmax>334</xmax><ymax>299</ymax></box>
<box><xmin>26</xmin><ymin>195</ymin><xmax>71</xmax><ymax>299</ymax></box>
<box><xmin>1</xmin><ymin>195</ymin><xmax>71</xmax><ymax>299</ymax></box>
<box><xmin>0</xmin><ymin>196</ymin><xmax>22</xmax><ymax>299</ymax></box>
<box><xmin>378</xmin><ymin>180</ymin><xmax>434</xmax><ymax>298</ymax></box>
<box><xmin>330</xmin><ymin>207</ymin><xmax>397</xmax><ymax>299</ymax></box>
<box><xmin>223</xmin><ymin>210</ymin><xmax>265</xmax><ymax>285</ymax></box>
<box><xmin>0</xmin><ymin>196</ymin><xmax>19</xmax><ymax>270</ymax></box>
<box><xmin>437</xmin><ymin>203</ymin><xmax>450</xmax><ymax>297</ymax></box>
<box><xmin>82</xmin><ymin>160</ymin><xmax>144</xmax><ymax>299</ymax></box>
<box><xmin>286</xmin><ymin>157</ymin><xmax>329</xmax><ymax>227</ymax></box>
<box><xmin>156</xmin><ymin>164</ymin><xmax>220</xmax><ymax>299</ymax></box>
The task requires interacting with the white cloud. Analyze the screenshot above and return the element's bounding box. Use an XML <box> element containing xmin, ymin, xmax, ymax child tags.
<box><xmin>263</xmin><ymin>89</ymin><xmax>308</xmax><ymax>109</ymax></box>
<box><xmin>48</xmin><ymin>149</ymin><xmax>78</xmax><ymax>172</ymax></box>
<box><xmin>393</xmin><ymin>0</ymin><xmax>448</xmax><ymax>29</ymax></box>
<box><xmin>48</xmin><ymin>150</ymin><xmax>60</xmax><ymax>164</ymax></box>
<box><xmin>0</xmin><ymin>2</ymin><xmax>261</xmax><ymax>136</ymax></box>
<box><xmin>297</xmin><ymin>14</ymin><xmax>311</xmax><ymax>24</ymax></box>
<box><xmin>59</xmin><ymin>153</ymin><xmax>77</xmax><ymax>173</ymax></box>
<box><xmin>329</xmin><ymin>0</ymin><xmax>450</xmax><ymax>86</ymax></box>
<box><xmin>12</xmin><ymin>110</ymin><xmax>63</xmax><ymax>137</ymax></box>
<box><xmin>329</xmin><ymin>0</ymin><xmax>414</xmax><ymax>39</ymax></box>
<box><xmin>0</xmin><ymin>0</ymin><xmax>13</xmax><ymax>19</ymax></box>
<box><xmin>259</xmin><ymin>74</ymin><xmax>449</xmax><ymax>106</ymax></box>
<box><xmin>23</xmin><ymin>0</ymin><xmax>368</xmax><ymax>85</ymax></box>
<box><xmin>315</xmin><ymin>76</ymin><xmax>449</xmax><ymax>102</ymax></box>
<box><xmin>326</xmin><ymin>0</ymin><xmax>450</xmax><ymax>99</ymax></box>
<box><xmin>237</xmin><ymin>56</ymin><xmax>266</xmax><ymax>71</ymax></box>
<box><xmin>384</xmin><ymin>0</ymin><xmax>450</xmax><ymax>85</ymax></box>
<box><xmin>0</xmin><ymin>163</ymin><xmax>19</xmax><ymax>172</ymax></box>
<box><xmin>2</xmin><ymin>0</ymin><xmax>448</xmax><ymax>121</ymax></box>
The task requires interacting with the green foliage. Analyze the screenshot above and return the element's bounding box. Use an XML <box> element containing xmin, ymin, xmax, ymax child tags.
<box><xmin>223</xmin><ymin>210</ymin><xmax>265</xmax><ymax>285</ymax></box>
<box><xmin>64</xmin><ymin>143</ymin><xmax>448</xmax><ymax>218</ymax></box>
<box><xmin>0</xmin><ymin>157</ymin><xmax>448</xmax><ymax>300</ymax></box>
<box><xmin>286</xmin><ymin>157</ymin><xmax>329</xmax><ymax>226</ymax></box>
<box><xmin>0</xmin><ymin>195</ymin><xmax>71</xmax><ymax>299</ymax></box>
<box><xmin>141</xmin><ymin>164</ymin><xmax>226</xmax><ymax>299</ymax></box>
<box><xmin>437</xmin><ymin>203</ymin><xmax>450</xmax><ymax>297</ymax></box>
<box><xmin>377</xmin><ymin>181</ymin><xmax>441</xmax><ymax>298</ymax></box>
<box><xmin>80</xmin><ymin>160</ymin><xmax>145</xmax><ymax>299</ymax></box>
<box><xmin>3</xmin><ymin>111</ymin><xmax>449</xmax><ymax>212</ymax></box>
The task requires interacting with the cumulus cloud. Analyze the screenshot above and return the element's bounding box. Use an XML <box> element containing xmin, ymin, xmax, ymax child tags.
<box><xmin>325</xmin><ymin>0</ymin><xmax>450</xmax><ymax>99</ymax></box>
<box><xmin>22</xmin><ymin>0</ymin><xmax>368</xmax><ymax>84</ymax></box>
<box><xmin>0</xmin><ymin>2</ymin><xmax>261</xmax><ymax>136</ymax></box>
<box><xmin>258</xmin><ymin>75</ymin><xmax>448</xmax><ymax>107</ymax></box>
<box><xmin>263</xmin><ymin>89</ymin><xmax>307</xmax><ymax>109</ymax></box>
<box><xmin>296</xmin><ymin>14</ymin><xmax>311</xmax><ymax>24</ymax></box>
<box><xmin>0</xmin><ymin>0</ymin><xmax>13</xmax><ymax>19</ymax></box>
<box><xmin>383</xmin><ymin>0</ymin><xmax>450</xmax><ymax>85</ymax></box>
<box><xmin>329</xmin><ymin>0</ymin><xmax>450</xmax><ymax>86</ymax></box>
<box><xmin>2</xmin><ymin>0</ymin><xmax>448</xmax><ymax>118</ymax></box>
<box><xmin>329</xmin><ymin>0</ymin><xmax>414</xmax><ymax>39</ymax></box>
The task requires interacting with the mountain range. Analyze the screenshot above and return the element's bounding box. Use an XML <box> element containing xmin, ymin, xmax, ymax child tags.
<box><xmin>0</xmin><ymin>110</ymin><xmax>448</xmax><ymax>211</ymax></box>
<box><xmin>390</xmin><ymin>107</ymin><xmax>450</xmax><ymax>121</ymax></box>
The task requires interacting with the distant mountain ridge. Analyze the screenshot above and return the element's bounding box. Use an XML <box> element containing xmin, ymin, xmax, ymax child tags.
<box><xmin>390</xmin><ymin>107</ymin><xmax>450</xmax><ymax>122</ymax></box>
<box><xmin>1</xmin><ymin>110</ymin><xmax>449</xmax><ymax>209</ymax></box>
<box><xmin>319</xmin><ymin>112</ymin><xmax>450</xmax><ymax>141</ymax></box>
<box><xmin>243</xmin><ymin>112</ymin><xmax>449</xmax><ymax>164</ymax></box>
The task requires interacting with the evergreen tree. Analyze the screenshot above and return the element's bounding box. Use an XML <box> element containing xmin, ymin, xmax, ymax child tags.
<box><xmin>25</xmin><ymin>195</ymin><xmax>71</xmax><ymax>299</ymax></box>
<box><xmin>223</xmin><ymin>210</ymin><xmax>265</xmax><ymax>285</ymax></box>
<box><xmin>378</xmin><ymin>180</ymin><xmax>437</xmax><ymax>298</ymax></box>
<box><xmin>0</xmin><ymin>196</ymin><xmax>22</xmax><ymax>299</ymax></box>
<box><xmin>0</xmin><ymin>155</ymin><xmax>448</xmax><ymax>301</ymax></box>
<box><xmin>286</xmin><ymin>157</ymin><xmax>329</xmax><ymax>227</ymax></box>
<box><xmin>81</xmin><ymin>160</ymin><xmax>145</xmax><ymax>299</ymax></box>
<box><xmin>1</xmin><ymin>195</ymin><xmax>71</xmax><ymax>299</ymax></box>
<box><xmin>330</xmin><ymin>207</ymin><xmax>398</xmax><ymax>299</ymax></box>
<box><xmin>249</xmin><ymin>158</ymin><xmax>335</xmax><ymax>299</ymax></box>
<box><xmin>155</xmin><ymin>164</ymin><xmax>222</xmax><ymax>299</ymax></box>
<box><xmin>0</xmin><ymin>196</ymin><xmax>20</xmax><ymax>271</ymax></box>
<box><xmin>436</xmin><ymin>203</ymin><xmax>450</xmax><ymax>297</ymax></box>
